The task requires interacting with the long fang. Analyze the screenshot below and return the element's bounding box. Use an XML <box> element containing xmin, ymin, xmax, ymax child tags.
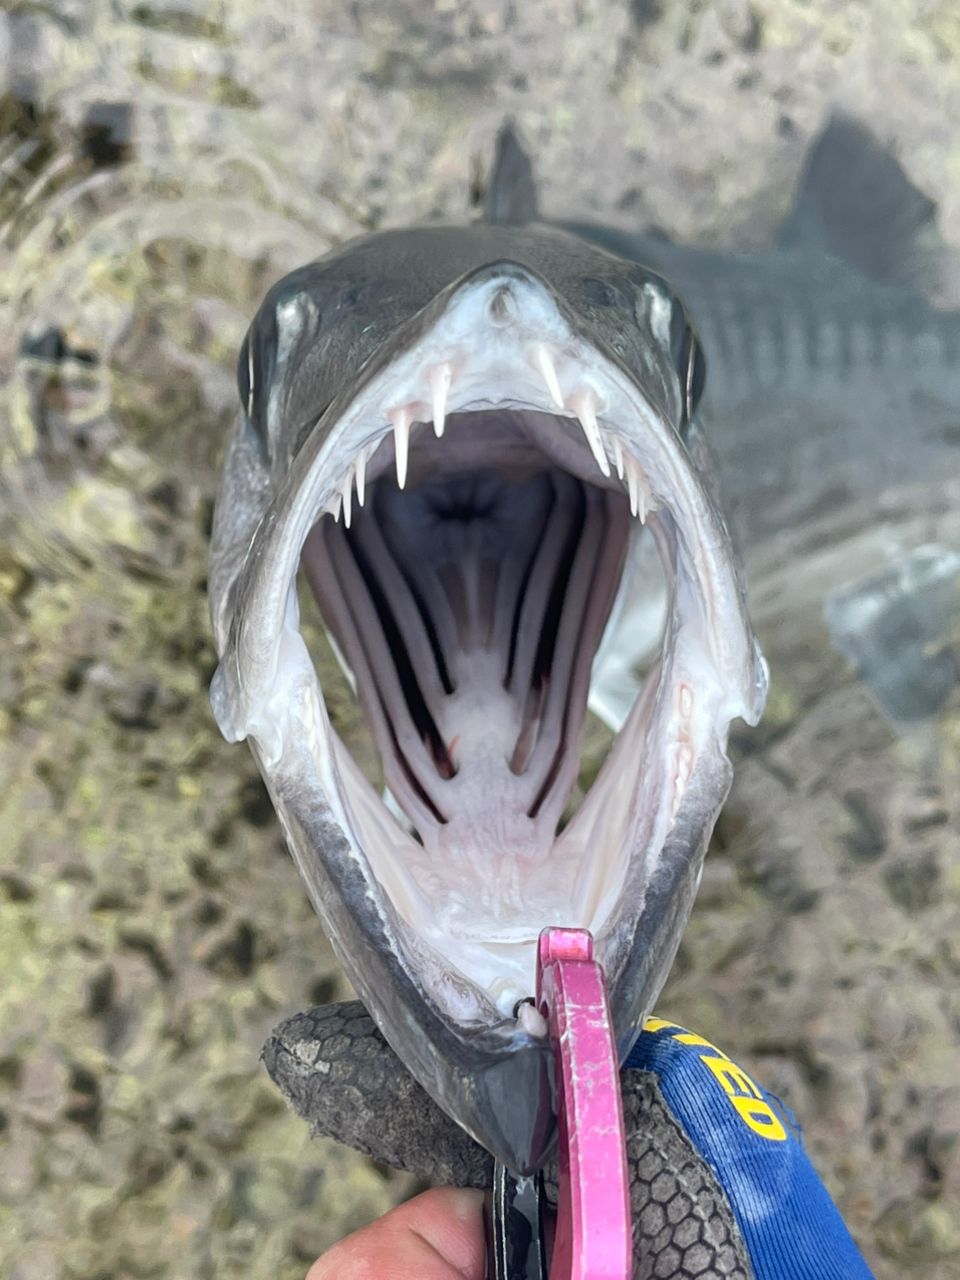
<box><xmin>612</xmin><ymin>435</ymin><xmax>625</xmax><ymax>480</ymax></box>
<box><xmin>625</xmin><ymin>457</ymin><xmax>648</xmax><ymax>523</ymax></box>
<box><xmin>571</xmin><ymin>390</ymin><xmax>610</xmax><ymax>477</ymax></box>
<box><xmin>430</xmin><ymin>363</ymin><xmax>451</xmax><ymax>438</ymax></box>
<box><xmin>531</xmin><ymin>344</ymin><xmax>564</xmax><ymax>409</ymax></box>
<box><xmin>355</xmin><ymin>445</ymin><xmax>369</xmax><ymax>506</ymax></box>
<box><xmin>390</xmin><ymin>407</ymin><xmax>411</xmax><ymax>489</ymax></box>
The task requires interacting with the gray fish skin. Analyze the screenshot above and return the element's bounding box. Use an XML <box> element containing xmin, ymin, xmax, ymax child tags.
<box><xmin>208</xmin><ymin>217</ymin><xmax>763</xmax><ymax>1172</ymax></box>
<box><xmin>565</xmin><ymin>226</ymin><xmax>960</xmax><ymax>543</ymax></box>
<box><xmin>563</xmin><ymin>116</ymin><xmax>960</xmax><ymax>547</ymax></box>
<box><xmin>567</xmin><ymin>115</ymin><xmax>960</xmax><ymax>730</ymax></box>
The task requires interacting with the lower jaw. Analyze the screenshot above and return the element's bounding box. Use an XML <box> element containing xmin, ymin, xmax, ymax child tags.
<box><xmin>261</xmin><ymin>710</ymin><xmax>732</xmax><ymax>1173</ymax></box>
<box><xmin>240</xmin><ymin>484</ymin><xmax>736</xmax><ymax>1165</ymax></box>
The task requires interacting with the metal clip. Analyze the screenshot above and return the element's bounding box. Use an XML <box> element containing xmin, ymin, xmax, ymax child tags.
<box><xmin>485</xmin><ymin>1163</ymin><xmax>548</xmax><ymax>1280</ymax></box>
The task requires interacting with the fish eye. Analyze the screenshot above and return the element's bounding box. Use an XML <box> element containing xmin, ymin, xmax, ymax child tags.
<box><xmin>237</xmin><ymin>305</ymin><xmax>281</xmax><ymax>454</ymax></box>
<box><xmin>236</xmin><ymin>331</ymin><xmax>252</xmax><ymax>418</ymax></box>
<box><xmin>669</xmin><ymin>300</ymin><xmax>706</xmax><ymax>427</ymax></box>
<box><xmin>686</xmin><ymin>331</ymin><xmax>706</xmax><ymax>420</ymax></box>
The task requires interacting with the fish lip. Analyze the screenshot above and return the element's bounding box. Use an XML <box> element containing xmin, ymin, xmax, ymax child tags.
<box><xmin>210</xmin><ymin>247</ymin><xmax>767</xmax><ymax>1171</ymax></box>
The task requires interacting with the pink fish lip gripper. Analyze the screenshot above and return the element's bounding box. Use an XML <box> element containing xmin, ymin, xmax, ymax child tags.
<box><xmin>537</xmin><ymin>927</ymin><xmax>631</xmax><ymax>1280</ymax></box>
<box><xmin>486</xmin><ymin>927</ymin><xmax>631</xmax><ymax>1280</ymax></box>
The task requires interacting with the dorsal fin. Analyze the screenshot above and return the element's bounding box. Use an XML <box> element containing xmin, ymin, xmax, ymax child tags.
<box><xmin>778</xmin><ymin>114</ymin><xmax>936</xmax><ymax>280</ymax></box>
<box><xmin>484</xmin><ymin>122</ymin><xmax>539</xmax><ymax>226</ymax></box>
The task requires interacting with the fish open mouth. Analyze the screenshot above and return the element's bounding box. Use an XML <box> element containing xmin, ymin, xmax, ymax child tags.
<box><xmin>211</xmin><ymin>260</ymin><xmax>766</xmax><ymax>1025</ymax></box>
<box><xmin>304</xmin><ymin>410</ymin><xmax>633</xmax><ymax>1018</ymax></box>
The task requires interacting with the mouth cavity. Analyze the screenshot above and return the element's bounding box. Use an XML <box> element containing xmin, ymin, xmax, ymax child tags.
<box><xmin>304</xmin><ymin>415</ymin><xmax>632</xmax><ymax>942</ymax></box>
<box><xmin>223</xmin><ymin>269</ymin><xmax>761</xmax><ymax>1022</ymax></box>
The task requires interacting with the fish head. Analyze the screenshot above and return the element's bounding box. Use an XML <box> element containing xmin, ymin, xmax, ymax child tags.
<box><xmin>208</xmin><ymin>223</ymin><xmax>767</xmax><ymax>1173</ymax></box>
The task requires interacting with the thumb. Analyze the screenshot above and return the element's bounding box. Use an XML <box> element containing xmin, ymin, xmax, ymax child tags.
<box><xmin>307</xmin><ymin>1187</ymin><xmax>486</xmax><ymax>1280</ymax></box>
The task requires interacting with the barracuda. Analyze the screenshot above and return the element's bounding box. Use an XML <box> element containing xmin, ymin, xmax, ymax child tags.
<box><xmin>209</xmin><ymin>115</ymin><xmax>960</xmax><ymax>1176</ymax></box>
<box><xmin>208</xmin><ymin>137</ymin><xmax>765</xmax><ymax>1170</ymax></box>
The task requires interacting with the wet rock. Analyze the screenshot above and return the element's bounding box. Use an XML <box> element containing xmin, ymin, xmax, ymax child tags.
<box><xmin>19</xmin><ymin>1047</ymin><xmax>70</xmax><ymax>1127</ymax></box>
<box><xmin>884</xmin><ymin>850</ymin><xmax>941</xmax><ymax>913</ymax></box>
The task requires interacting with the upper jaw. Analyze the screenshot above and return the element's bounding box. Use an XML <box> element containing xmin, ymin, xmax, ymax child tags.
<box><xmin>210</xmin><ymin>260</ymin><xmax>766</xmax><ymax>1172</ymax></box>
<box><xmin>212</xmin><ymin>262</ymin><xmax>761</xmax><ymax>750</ymax></box>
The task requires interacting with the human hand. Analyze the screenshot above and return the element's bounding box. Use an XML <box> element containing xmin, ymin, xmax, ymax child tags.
<box><xmin>306</xmin><ymin>1187</ymin><xmax>485</xmax><ymax>1280</ymax></box>
<box><xmin>272</xmin><ymin>1003</ymin><xmax>877</xmax><ymax>1280</ymax></box>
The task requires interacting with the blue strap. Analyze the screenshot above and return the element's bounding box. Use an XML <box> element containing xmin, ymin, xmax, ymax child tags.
<box><xmin>626</xmin><ymin>1019</ymin><xmax>875</xmax><ymax>1279</ymax></box>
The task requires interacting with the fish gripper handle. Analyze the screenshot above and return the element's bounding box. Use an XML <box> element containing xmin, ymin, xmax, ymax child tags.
<box><xmin>486</xmin><ymin>928</ymin><xmax>630</xmax><ymax>1280</ymax></box>
<box><xmin>537</xmin><ymin>926</ymin><xmax>631</xmax><ymax>1280</ymax></box>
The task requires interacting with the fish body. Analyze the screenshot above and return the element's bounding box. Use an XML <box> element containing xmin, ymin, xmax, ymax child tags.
<box><xmin>209</xmin><ymin>213</ymin><xmax>764</xmax><ymax>1172</ymax></box>
<box><xmin>209</xmin><ymin>118</ymin><xmax>959</xmax><ymax>1174</ymax></box>
<box><xmin>569</xmin><ymin>227</ymin><xmax>960</xmax><ymax>542</ymax></box>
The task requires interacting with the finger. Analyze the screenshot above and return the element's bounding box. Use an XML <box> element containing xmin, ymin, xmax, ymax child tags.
<box><xmin>306</xmin><ymin>1187</ymin><xmax>486</xmax><ymax>1280</ymax></box>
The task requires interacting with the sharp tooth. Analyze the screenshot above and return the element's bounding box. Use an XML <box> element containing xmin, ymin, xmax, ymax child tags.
<box><xmin>640</xmin><ymin>476</ymin><xmax>652</xmax><ymax>523</ymax></box>
<box><xmin>612</xmin><ymin>435</ymin><xmax>625</xmax><ymax>480</ymax></box>
<box><xmin>328</xmin><ymin>490</ymin><xmax>343</xmax><ymax>523</ymax></box>
<box><xmin>636</xmin><ymin>477</ymin><xmax>647</xmax><ymax>524</ymax></box>
<box><xmin>389</xmin><ymin>407</ymin><xmax>411</xmax><ymax>488</ymax></box>
<box><xmin>341</xmin><ymin>471</ymin><xmax>353</xmax><ymax>528</ymax></box>
<box><xmin>570</xmin><ymin>390</ymin><xmax>610</xmax><ymax>476</ymax></box>
<box><xmin>627</xmin><ymin>463</ymin><xmax>639</xmax><ymax>518</ymax></box>
<box><xmin>430</xmin><ymin>363</ymin><xmax>452</xmax><ymax>438</ymax></box>
<box><xmin>531</xmin><ymin>343</ymin><xmax>565</xmax><ymax>409</ymax></box>
<box><xmin>623</xmin><ymin>455</ymin><xmax>652</xmax><ymax>523</ymax></box>
<box><xmin>518</xmin><ymin>1002</ymin><xmax>548</xmax><ymax>1038</ymax></box>
<box><xmin>355</xmin><ymin>445</ymin><xmax>369</xmax><ymax>507</ymax></box>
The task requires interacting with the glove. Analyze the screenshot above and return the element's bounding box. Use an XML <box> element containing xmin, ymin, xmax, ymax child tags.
<box><xmin>624</xmin><ymin>1019</ymin><xmax>875</xmax><ymax>1279</ymax></box>
<box><xmin>264</xmin><ymin>1004</ymin><xmax>876</xmax><ymax>1279</ymax></box>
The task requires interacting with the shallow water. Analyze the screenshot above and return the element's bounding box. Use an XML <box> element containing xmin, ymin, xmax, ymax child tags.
<box><xmin>1</xmin><ymin>3</ymin><xmax>960</xmax><ymax>1277</ymax></box>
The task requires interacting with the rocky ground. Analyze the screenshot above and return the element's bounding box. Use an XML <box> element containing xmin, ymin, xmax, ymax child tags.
<box><xmin>1</xmin><ymin>1</ymin><xmax>959</xmax><ymax>1277</ymax></box>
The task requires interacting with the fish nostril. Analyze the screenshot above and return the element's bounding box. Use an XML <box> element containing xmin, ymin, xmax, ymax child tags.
<box><xmin>488</xmin><ymin>285</ymin><xmax>515</xmax><ymax>325</ymax></box>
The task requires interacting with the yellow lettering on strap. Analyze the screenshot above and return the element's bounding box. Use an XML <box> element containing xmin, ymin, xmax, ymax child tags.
<box><xmin>642</xmin><ymin>1018</ymin><xmax>788</xmax><ymax>1143</ymax></box>
<box><xmin>731</xmin><ymin>1095</ymin><xmax>788</xmax><ymax>1142</ymax></box>
<box><xmin>675</xmin><ymin>1032</ymin><xmax>724</xmax><ymax>1053</ymax></box>
<box><xmin>701</xmin><ymin>1056</ymin><xmax>762</xmax><ymax>1100</ymax></box>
